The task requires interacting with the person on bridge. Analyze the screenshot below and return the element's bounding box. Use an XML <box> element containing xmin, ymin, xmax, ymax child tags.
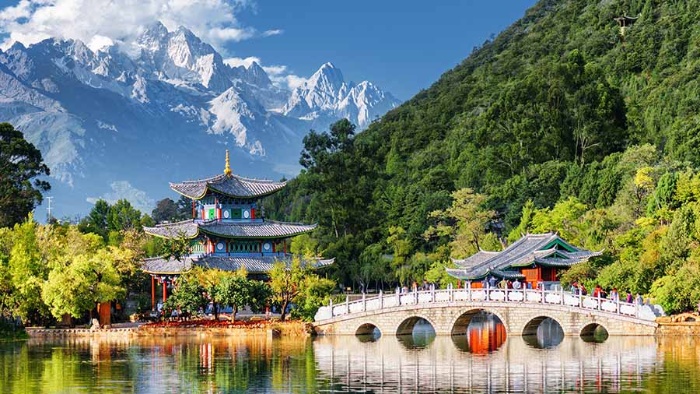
<box><xmin>488</xmin><ymin>276</ymin><xmax>497</xmax><ymax>288</ymax></box>
<box><xmin>626</xmin><ymin>292</ymin><xmax>633</xmax><ymax>303</ymax></box>
<box><xmin>512</xmin><ymin>279</ymin><xmax>522</xmax><ymax>290</ymax></box>
<box><xmin>571</xmin><ymin>282</ymin><xmax>579</xmax><ymax>294</ymax></box>
<box><xmin>498</xmin><ymin>278</ymin><xmax>508</xmax><ymax>289</ymax></box>
<box><xmin>610</xmin><ymin>288</ymin><xmax>619</xmax><ymax>302</ymax></box>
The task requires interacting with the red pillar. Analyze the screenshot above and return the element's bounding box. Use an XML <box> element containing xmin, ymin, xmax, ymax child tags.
<box><xmin>162</xmin><ymin>279</ymin><xmax>167</xmax><ymax>303</ymax></box>
<box><xmin>151</xmin><ymin>276</ymin><xmax>156</xmax><ymax>310</ymax></box>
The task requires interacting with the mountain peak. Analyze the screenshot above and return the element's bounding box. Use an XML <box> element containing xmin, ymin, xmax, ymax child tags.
<box><xmin>141</xmin><ymin>21</ymin><xmax>169</xmax><ymax>40</ymax></box>
<box><xmin>308</xmin><ymin>62</ymin><xmax>344</xmax><ymax>90</ymax></box>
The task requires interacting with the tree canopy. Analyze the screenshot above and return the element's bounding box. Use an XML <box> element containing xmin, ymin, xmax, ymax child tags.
<box><xmin>0</xmin><ymin>123</ymin><xmax>50</xmax><ymax>228</ymax></box>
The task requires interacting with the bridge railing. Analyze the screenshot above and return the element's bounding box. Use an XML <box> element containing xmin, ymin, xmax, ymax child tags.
<box><xmin>314</xmin><ymin>288</ymin><xmax>661</xmax><ymax>322</ymax></box>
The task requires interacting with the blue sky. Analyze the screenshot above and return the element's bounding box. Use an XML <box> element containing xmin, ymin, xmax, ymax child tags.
<box><xmin>232</xmin><ymin>1</ymin><xmax>537</xmax><ymax>99</ymax></box>
<box><xmin>0</xmin><ymin>0</ymin><xmax>537</xmax><ymax>99</ymax></box>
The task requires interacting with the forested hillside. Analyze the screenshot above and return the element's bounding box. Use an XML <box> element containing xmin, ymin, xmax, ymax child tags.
<box><xmin>266</xmin><ymin>0</ymin><xmax>700</xmax><ymax>313</ymax></box>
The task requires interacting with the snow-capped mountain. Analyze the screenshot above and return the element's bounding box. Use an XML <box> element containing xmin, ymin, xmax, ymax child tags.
<box><xmin>283</xmin><ymin>62</ymin><xmax>398</xmax><ymax>127</ymax></box>
<box><xmin>0</xmin><ymin>22</ymin><xmax>400</xmax><ymax>218</ymax></box>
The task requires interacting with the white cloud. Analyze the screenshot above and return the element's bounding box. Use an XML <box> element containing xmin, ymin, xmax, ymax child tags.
<box><xmin>224</xmin><ymin>56</ymin><xmax>261</xmax><ymax>68</ymax></box>
<box><xmin>285</xmin><ymin>74</ymin><xmax>308</xmax><ymax>89</ymax></box>
<box><xmin>262</xmin><ymin>64</ymin><xmax>287</xmax><ymax>75</ymax></box>
<box><xmin>86</xmin><ymin>180</ymin><xmax>155</xmax><ymax>214</ymax></box>
<box><xmin>0</xmin><ymin>0</ymin><xmax>281</xmax><ymax>51</ymax></box>
<box><xmin>262</xmin><ymin>29</ymin><xmax>282</xmax><ymax>37</ymax></box>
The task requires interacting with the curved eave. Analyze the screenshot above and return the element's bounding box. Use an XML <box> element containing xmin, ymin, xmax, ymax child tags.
<box><xmin>208</xmin><ymin>182</ymin><xmax>286</xmax><ymax>199</ymax></box>
<box><xmin>141</xmin><ymin>256</ymin><xmax>193</xmax><ymax>275</ymax></box>
<box><xmin>198</xmin><ymin>222</ymin><xmax>318</xmax><ymax>239</ymax></box>
<box><xmin>143</xmin><ymin>220</ymin><xmax>200</xmax><ymax>240</ymax></box>
<box><xmin>171</xmin><ymin>185</ymin><xmax>208</xmax><ymax>200</ymax></box>
<box><xmin>170</xmin><ymin>174</ymin><xmax>287</xmax><ymax>200</ymax></box>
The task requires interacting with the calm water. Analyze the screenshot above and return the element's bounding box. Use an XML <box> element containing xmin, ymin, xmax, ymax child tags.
<box><xmin>1</xmin><ymin>325</ymin><xmax>699</xmax><ymax>393</ymax></box>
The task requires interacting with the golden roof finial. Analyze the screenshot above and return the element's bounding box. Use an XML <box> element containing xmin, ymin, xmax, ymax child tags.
<box><xmin>224</xmin><ymin>150</ymin><xmax>232</xmax><ymax>177</ymax></box>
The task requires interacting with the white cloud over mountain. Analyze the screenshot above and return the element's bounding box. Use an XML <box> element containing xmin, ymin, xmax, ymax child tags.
<box><xmin>0</xmin><ymin>0</ymin><xmax>260</xmax><ymax>51</ymax></box>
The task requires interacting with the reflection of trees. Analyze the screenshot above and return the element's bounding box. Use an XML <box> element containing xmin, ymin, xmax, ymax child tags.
<box><xmin>2</xmin><ymin>337</ymin><xmax>319</xmax><ymax>393</ymax></box>
<box><xmin>4</xmin><ymin>335</ymin><xmax>700</xmax><ymax>392</ymax></box>
<box><xmin>644</xmin><ymin>337</ymin><xmax>700</xmax><ymax>393</ymax></box>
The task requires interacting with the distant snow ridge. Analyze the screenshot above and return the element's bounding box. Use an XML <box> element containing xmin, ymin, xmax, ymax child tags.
<box><xmin>283</xmin><ymin>62</ymin><xmax>399</xmax><ymax>128</ymax></box>
<box><xmin>0</xmin><ymin>21</ymin><xmax>401</xmax><ymax>217</ymax></box>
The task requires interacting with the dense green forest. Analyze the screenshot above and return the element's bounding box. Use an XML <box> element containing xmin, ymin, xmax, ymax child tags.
<box><xmin>266</xmin><ymin>0</ymin><xmax>700</xmax><ymax>313</ymax></box>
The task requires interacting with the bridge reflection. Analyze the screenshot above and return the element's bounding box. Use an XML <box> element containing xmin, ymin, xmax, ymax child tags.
<box><xmin>313</xmin><ymin>335</ymin><xmax>658</xmax><ymax>393</ymax></box>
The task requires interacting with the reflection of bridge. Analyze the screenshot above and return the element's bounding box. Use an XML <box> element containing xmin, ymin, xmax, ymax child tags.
<box><xmin>313</xmin><ymin>335</ymin><xmax>659</xmax><ymax>393</ymax></box>
<box><xmin>314</xmin><ymin>288</ymin><xmax>659</xmax><ymax>336</ymax></box>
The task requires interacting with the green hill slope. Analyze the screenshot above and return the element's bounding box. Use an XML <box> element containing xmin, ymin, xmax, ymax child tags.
<box><xmin>268</xmin><ymin>0</ymin><xmax>700</xmax><ymax>313</ymax></box>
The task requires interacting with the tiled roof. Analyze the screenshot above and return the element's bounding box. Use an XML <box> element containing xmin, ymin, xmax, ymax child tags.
<box><xmin>446</xmin><ymin>233</ymin><xmax>601</xmax><ymax>280</ymax></box>
<box><xmin>141</xmin><ymin>255</ymin><xmax>335</xmax><ymax>274</ymax></box>
<box><xmin>143</xmin><ymin>220</ymin><xmax>199</xmax><ymax>239</ymax></box>
<box><xmin>142</xmin><ymin>256</ymin><xmax>193</xmax><ymax>274</ymax></box>
<box><xmin>170</xmin><ymin>173</ymin><xmax>287</xmax><ymax>199</ymax></box>
<box><xmin>452</xmin><ymin>251</ymin><xmax>500</xmax><ymax>269</ymax></box>
<box><xmin>199</xmin><ymin>220</ymin><xmax>317</xmax><ymax>238</ymax></box>
<box><xmin>143</xmin><ymin>220</ymin><xmax>317</xmax><ymax>239</ymax></box>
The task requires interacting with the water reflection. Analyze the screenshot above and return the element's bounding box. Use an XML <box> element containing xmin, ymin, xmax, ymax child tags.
<box><xmin>523</xmin><ymin>317</ymin><xmax>565</xmax><ymax>349</ymax></box>
<box><xmin>397</xmin><ymin>318</ymin><xmax>435</xmax><ymax>349</ymax></box>
<box><xmin>2</xmin><ymin>333</ymin><xmax>699</xmax><ymax>393</ymax></box>
<box><xmin>456</xmin><ymin>311</ymin><xmax>507</xmax><ymax>353</ymax></box>
<box><xmin>314</xmin><ymin>335</ymin><xmax>660</xmax><ymax>393</ymax></box>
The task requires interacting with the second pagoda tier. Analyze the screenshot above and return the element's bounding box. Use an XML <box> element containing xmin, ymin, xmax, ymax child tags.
<box><xmin>144</xmin><ymin>219</ymin><xmax>317</xmax><ymax>257</ymax></box>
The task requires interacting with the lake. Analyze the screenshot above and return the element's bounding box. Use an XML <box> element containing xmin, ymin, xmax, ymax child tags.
<box><xmin>1</xmin><ymin>320</ymin><xmax>699</xmax><ymax>393</ymax></box>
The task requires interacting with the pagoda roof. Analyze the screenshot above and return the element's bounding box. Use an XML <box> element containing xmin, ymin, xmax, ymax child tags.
<box><xmin>170</xmin><ymin>173</ymin><xmax>287</xmax><ymax>200</ymax></box>
<box><xmin>143</xmin><ymin>219</ymin><xmax>317</xmax><ymax>240</ymax></box>
<box><xmin>452</xmin><ymin>250</ymin><xmax>500</xmax><ymax>269</ymax></box>
<box><xmin>446</xmin><ymin>233</ymin><xmax>601</xmax><ymax>281</ymax></box>
<box><xmin>142</xmin><ymin>255</ymin><xmax>335</xmax><ymax>275</ymax></box>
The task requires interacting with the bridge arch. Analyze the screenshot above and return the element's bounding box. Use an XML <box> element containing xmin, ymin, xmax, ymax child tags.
<box><xmin>449</xmin><ymin>308</ymin><xmax>508</xmax><ymax>336</ymax></box>
<box><xmin>396</xmin><ymin>314</ymin><xmax>437</xmax><ymax>336</ymax></box>
<box><xmin>522</xmin><ymin>315</ymin><xmax>565</xmax><ymax>336</ymax></box>
<box><xmin>580</xmin><ymin>322</ymin><xmax>609</xmax><ymax>342</ymax></box>
<box><xmin>355</xmin><ymin>321</ymin><xmax>382</xmax><ymax>337</ymax></box>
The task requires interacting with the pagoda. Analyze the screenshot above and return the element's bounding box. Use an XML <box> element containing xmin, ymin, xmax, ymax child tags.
<box><xmin>446</xmin><ymin>233</ymin><xmax>600</xmax><ymax>289</ymax></box>
<box><xmin>142</xmin><ymin>151</ymin><xmax>333</xmax><ymax>307</ymax></box>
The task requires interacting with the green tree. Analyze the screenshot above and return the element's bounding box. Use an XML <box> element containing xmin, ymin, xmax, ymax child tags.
<box><xmin>268</xmin><ymin>259</ymin><xmax>304</xmax><ymax>321</ymax></box>
<box><xmin>215</xmin><ymin>274</ymin><xmax>252</xmax><ymax>321</ymax></box>
<box><xmin>79</xmin><ymin>199</ymin><xmax>110</xmax><ymax>239</ymax></box>
<box><xmin>42</xmin><ymin>248</ymin><xmax>124</xmax><ymax>319</ymax></box>
<box><xmin>291</xmin><ymin>275</ymin><xmax>336</xmax><ymax>321</ymax></box>
<box><xmin>165</xmin><ymin>275</ymin><xmax>207</xmax><ymax>316</ymax></box>
<box><xmin>0</xmin><ymin>123</ymin><xmax>51</xmax><ymax>228</ymax></box>
<box><xmin>425</xmin><ymin>188</ymin><xmax>495</xmax><ymax>258</ymax></box>
<box><xmin>152</xmin><ymin>198</ymin><xmax>188</xmax><ymax>223</ymax></box>
<box><xmin>7</xmin><ymin>215</ymin><xmax>48</xmax><ymax>324</ymax></box>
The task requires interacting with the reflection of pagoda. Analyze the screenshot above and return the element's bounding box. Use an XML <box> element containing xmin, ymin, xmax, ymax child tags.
<box><xmin>142</xmin><ymin>151</ymin><xmax>333</xmax><ymax>307</ymax></box>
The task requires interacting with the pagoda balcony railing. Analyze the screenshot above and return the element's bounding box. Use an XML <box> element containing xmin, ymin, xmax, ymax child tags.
<box><xmin>315</xmin><ymin>287</ymin><xmax>662</xmax><ymax>322</ymax></box>
<box><xmin>197</xmin><ymin>251</ymin><xmax>288</xmax><ymax>259</ymax></box>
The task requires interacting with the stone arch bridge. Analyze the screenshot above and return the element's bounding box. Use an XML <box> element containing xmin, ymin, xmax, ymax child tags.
<box><xmin>313</xmin><ymin>288</ymin><xmax>659</xmax><ymax>337</ymax></box>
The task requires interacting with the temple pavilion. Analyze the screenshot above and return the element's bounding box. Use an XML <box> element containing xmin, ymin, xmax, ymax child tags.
<box><xmin>446</xmin><ymin>233</ymin><xmax>600</xmax><ymax>289</ymax></box>
<box><xmin>142</xmin><ymin>151</ymin><xmax>333</xmax><ymax>307</ymax></box>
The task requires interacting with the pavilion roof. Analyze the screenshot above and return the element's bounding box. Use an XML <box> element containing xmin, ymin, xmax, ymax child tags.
<box><xmin>143</xmin><ymin>220</ymin><xmax>316</xmax><ymax>240</ymax></box>
<box><xmin>170</xmin><ymin>172</ymin><xmax>287</xmax><ymax>200</ymax></box>
<box><xmin>446</xmin><ymin>233</ymin><xmax>601</xmax><ymax>281</ymax></box>
<box><xmin>142</xmin><ymin>255</ymin><xmax>335</xmax><ymax>275</ymax></box>
<box><xmin>452</xmin><ymin>250</ymin><xmax>500</xmax><ymax>269</ymax></box>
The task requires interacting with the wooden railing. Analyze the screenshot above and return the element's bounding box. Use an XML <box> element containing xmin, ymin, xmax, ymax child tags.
<box><xmin>314</xmin><ymin>287</ymin><xmax>661</xmax><ymax>322</ymax></box>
